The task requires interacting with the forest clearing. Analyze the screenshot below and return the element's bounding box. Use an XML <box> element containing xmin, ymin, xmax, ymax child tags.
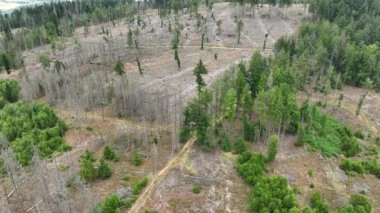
<box><xmin>1</xmin><ymin>0</ymin><xmax>380</xmax><ymax>212</ymax></box>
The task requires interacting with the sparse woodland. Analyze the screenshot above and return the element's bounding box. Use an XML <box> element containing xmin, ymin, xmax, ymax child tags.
<box><xmin>0</xmin><ymin>0</ymin><xmax>379</xmax><ymax>212</ymax></box>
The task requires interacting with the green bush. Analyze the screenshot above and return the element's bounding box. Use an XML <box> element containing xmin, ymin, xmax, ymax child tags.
<box><xmin>243</xmin><ymin>120</ymin><xmax>255</xmax><ymax>142</ymax></box>
<box><xmin>267</xmin><ymin>135</ymin><xmax>279</xmax><ymax>163</ymax></box>
<box><xmin>295</xmin><ymin>125</ymin><xmax>305</xmax><ymax>147</ymax></box>
<box><xmin>80</xmin><ymin>150</ymin><xmax>96</xmax><ymax>162</ymax></box>
<box><xmin>132</xmin><ymin>177</ymin><xmax>149</xmax><ymax>195</ymax></box>
<box><xmin>237</xmin><ymin>152</ymin><xmax>266</xmax><ymax>186</ymax></box>
<box><xmin>0</xmin><ymin>79</ymin><xmax>20</xmax><ymax>105</ymax></box>
<box><xmin>234</xmin><ymin>137</ymin><xmax>247</xmax><ymax>154</ymax></box>
<box><xmin>248</xmin><ymin>176</ymin><xmax>298</xmax><ymax>212</ymax></box>
<box><xmin>339</xmin><ymin>194</ymin><xmax>372</xmax><ymax>213</ymax></box>
<box><xmin>98</xmin><ymin>159</ymin><xmax>112</xmax><ymax>180</ymax></box>
<box><xmin>101</xmin><ymin>194</ymin><xmax>126</xmax><ymax>213</ymax></box>
<box><xmin>340</xmin><ymin>159</ymin><xmax>365</xmax><ymax>175</ymax></box>
<box><xmin>340</xmin><ymin>138</ymin><xmax>360</xmax><ymax>157</ymax></box>
<box><xmin>179</xmin><ymin>126</ymin><xmax>191</xmax><ymax>143</ymax></box>
<box><xmin>0</xmin><ymin>101</ymin><xmax>69</xmax><ymax>166</ymax></box>
<box><xmin>103</xmin><ymin>146</ymin><xmax>117</xmax><ymax>161</ymax></box>
<box><xmin>348</xmin><ymin>194</ymin><xmax>372</xmax><ymax>213</ymax></box>
<box><xmin>362</xmin><ymin>161</ymin><xmax>380</xmax><ymax>178</ymax></box>
<box><xmin>220</xmin><ymin>136</ymin><xmax>232</xmax><ymax>152</ymax></box>
<box><xmin>340</xmin><ymin>159</ymin><xmax>380</xmax><ymax>178</ymax></box>
<box><xmin>309</xmin><ymin>192</ymin><xmax>329</xmax><ymax>213</ymax></box>
<box><xmin>192</xmin><ymin>184</ymin><xmax>202</xmax><ymax>194</ymax></box>
<box><xmin>79</xmin><ymin>158</ymin><xmax>97</xmax><ymax>182</ymax></box>
<box><xmin>132</xmin><ymin>151</ymin><xmax>142</xmax><ymax>166</ymax></box>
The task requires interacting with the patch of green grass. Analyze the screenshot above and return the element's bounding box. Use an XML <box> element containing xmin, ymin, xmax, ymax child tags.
<box><xmin>302</xmin><ymin>105</ymin><xmax>359</xmax><ymax>157</ymax></box>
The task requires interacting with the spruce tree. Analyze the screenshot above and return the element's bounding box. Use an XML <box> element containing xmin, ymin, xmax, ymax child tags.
<box><xmin>103</xmin><ymin>146</ymin><xmax>117</xmax><ymax>161</ymax></box>
<box><xmin>115</xmin><ymin>59</ymin><xmax>125</xmax><ymax>75</ymax></box>
<box><xmin>267</xmin><ymin>135</ymin><xmax>279</xmax><ymax>162</ymax></box>
<box><xmin>193</xmin><ymin>60</ymin><xmax>208</xmax><ymax>95</ymax></box>
<box><xmin>98</xmin><ymin>159</ymin><xmax>112</xmax><ymax>179</ymax></box>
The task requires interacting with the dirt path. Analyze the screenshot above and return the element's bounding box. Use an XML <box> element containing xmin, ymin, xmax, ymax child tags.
<box><xmin>128</xmin><ymin>137</ymin><xmax>196</xmax><ymax>213</ymax></box>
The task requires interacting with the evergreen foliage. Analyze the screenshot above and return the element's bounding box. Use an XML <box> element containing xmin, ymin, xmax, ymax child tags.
<box><xmin>249</xmin><ymin>176</ymin><xmax>298</xmax><ymax>213</ymax></box>
<box><xmin>309</xmin><ymin>191</ymin><xmax>329</xmax><ymax>213</ymax></box>
<box><xmin>115</xmin><ymin>59</ymin><xmax>125</xmax><ymax>75</ymax></box>
<box><xmin>79</xmin><ymin>156</ymin><xmax>97</xmax><ymax>182</ymax></box>
<box><xmin>0</xmin><ymin>79</ymin><xmax>20</xmax><ymax>107</ymax></box>
<box><xmin>132</xmin><ymin>151</ymin><xmax>142</xmax><ymax>166</ymax></box>
<box><xmin>0</xmin><ymin>101</ymin><xmax>69</xmax><ymax>166</ymax></box>
<box><xmin>103</xmin><ymin>146</ymin><xmax>117</xmax><ymax>161</ymax></box>
<box><xmin>267</xmin><ymin>135</ymin><xmax>279</xmax><ymax>163</ymax></box>
<box><xmin>98</xmin><ymin>159</ymin><xmax>112</xmax><ymax>180</ymax></box>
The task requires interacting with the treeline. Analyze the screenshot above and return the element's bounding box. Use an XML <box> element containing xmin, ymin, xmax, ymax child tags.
<box><xmin>276</xmin><ymin>0</ymin><xmax>380</xmax><ymax>90</ymax></box>
<box><xmin>0</xmin><ymin>0</ymin><xmax>130</xmax><ymax>74</ymax></box>
<box><xmin>0</xmin><ymin>80</ymin><xmax>69</xmax><ymax>166</ymax></box>
<box><xmin>1</xmin><ymin>0</ymin><xmax>128</xmax><ymax>30</ymax></box>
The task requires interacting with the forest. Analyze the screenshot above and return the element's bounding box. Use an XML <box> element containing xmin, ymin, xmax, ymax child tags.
<box><xmin>0</xmin><ymin>0</ymin><xmax>380</xmax><ymax>212</ymax></box>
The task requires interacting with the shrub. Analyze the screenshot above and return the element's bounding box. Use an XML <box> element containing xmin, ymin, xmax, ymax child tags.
<box><xmin>101</xmin><ymin>194</ymin><xmax>126</xmax><ymax>213</ymax></box>
<box><xmin>0</xmin><ymin>79</ymin><xmax>20</xmax><ymax>104</ymax></box>
<box><xmin>220</xmin><ymin>136</ymin><xmax>232</xmax><ymax>152</ymax></box>
<box><xmin>237</xmin><ymin>151</ymin><xmax>253</xmax><ymax>164</ymax></box>
<box><xmin>349</xmin><ymin>194</ymin><xmax>372</xmax><ymax>213</ymax></box>
<box><xmin>295</xmin><ymin>125</ymin><xmax>305</xmax><ymax>147</ymax></box>
<box><xmin>309</xmin><ymin>191</ymin><xmax>329</xmax><ymax>213</ymax></box>
<box><xmin>80</xmin><ymin>150</ymin><xmax>96</xmax><ymax>162</ymax></box>
<box><xmin>340</xmin><ymin>159</ymin><xmax>365</xmax><ymax>175</ymax></box>
<box><xmin>234</xmin><ymin>137</ymin><xmax>247</xmax><ymax>154</ymax></box>
<box><xmin>79</xmin><ymin>159</ymin><xmax>97</xmax><ymax>182</ymax></box>
<box><xmin>192</xmin><ymin>184</ymin><xmax>202</xmax><ymax>194</ymax></box>
<box><xmin>98</xmin><ymin>159</ymin><xmax>112</xmax><ymax>180</ymax></box>
<box><xmin>132</xmin><ymin>151</ymin><xmax>142</xmax><ymax>166</ymax></box>
<box><xmin>266</xmin><ymin>135</ymin><xmax>279</xmax><ymax>163</ymax></box>
<box><xmin>179</xmin><ymin>126</ymin><xmax>191</xmax><ymax>143</ymax></box>
<box><xmin>340</xmin><ymin>138</ymin><xmax>360</xmax><ymax>157</ymax></box>
<box><xmin>237</xmin><ymin>152</ymin><xmax>266</xmax><ymax>186</ymax></box>
<box><xmin>248</xmin><ymin>176</ymin><xmax>298</xmax><ymax>212</ymax></box>
<box><xmin>243</xmin><ymin>120</ymin><xmax>255</xmax><ymax>142</ymax></box>
<box><xmin>0</xmin><ymin>101</ymin><xmax>69</xmax><ymax>166</ymax></box>
<box><xmin>362</xmin><ymin>161</ymin><xmax>380</xmax><ymax>178</ymax></box>
<box><xmin>132</xmin><ymin>177</ymin><xmax>148</xmax><ymax>195</ymax></box>
<box><xmin>103</xmin><ymin>146</ymin><xmax>117</xmax><ymax>161</ymax></box>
